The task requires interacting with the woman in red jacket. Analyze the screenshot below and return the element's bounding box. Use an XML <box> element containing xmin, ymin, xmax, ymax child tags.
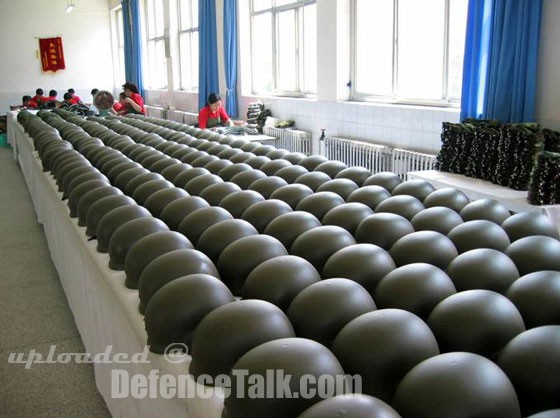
<box><xmin>29</xmin><ymin>88</ymin><xmax>47</xmax><ymax>108</ymax></box>
<box><xmin>68</xmin><ymin>88</ymin><xmax>82</xmax><ymax>105</ymax></box>
<box><xmin>198</xmin><ymin>93</ymin><xmax>234</xmax><ymax>129</ymax></box>
<box><xmin>111</xmin><ymin>92</ymin><xmax>128</xmax><ymax>115</ymax></box>
<box><xmin>122</xmin><ymin>82</ymin><xmax>145</xmax><ymax>115</ymax></box>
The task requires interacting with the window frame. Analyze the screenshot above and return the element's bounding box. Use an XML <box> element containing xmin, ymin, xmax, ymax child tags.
<box><xmin>350</xmin><ymin>0</ymin><xmax>467</xmax><ymax>108</ymax></box>
<box><xmin>111</xmin><ymin>5</ymin><xmax>126</xmax><ymax>89</ymax></box>
<box><xmin>249</xmin><ymin>0</ymin><xmax>317</xmax><ymax>97</ymax></box>
<box><xmin>177</xmin><ymin>0</ymin><xmax>199</xmax><ymax>92</ymax></box>
<box><xmin>144</xmin><ymin>0</ymin><xmax>168</xmax><ymax>90</ymax></box>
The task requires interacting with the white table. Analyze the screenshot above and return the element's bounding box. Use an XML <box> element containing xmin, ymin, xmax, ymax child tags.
<box><xmin>9</xmin><ymin>113</ymin><xmax>225</xmax><ymax>418</ymax></box>
<box><xmin>407</xmin><ymin>170</ymin><xmax>560</xmax><ymax>234</ymax></box>
<box><xmin>241</xmin><ymin>134</ymin><xmax>276</xmax><ymax>143</ymax></box>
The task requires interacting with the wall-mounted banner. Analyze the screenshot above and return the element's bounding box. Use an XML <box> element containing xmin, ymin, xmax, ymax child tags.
<box><xmin>39</xmin><ymin>37</ymin><xmax>66</xmax><ymax>72</ymax></box>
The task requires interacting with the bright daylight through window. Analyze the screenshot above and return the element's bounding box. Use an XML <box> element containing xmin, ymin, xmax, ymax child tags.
<box><xmin>250</xmin><ymin>0</ymin><xmax>317</xmax><ymax>96</ymax></box>
<box><xmin>354</xmin><ymin>0</ymin><xmax>468</xmax><ymax>105</ymax></box>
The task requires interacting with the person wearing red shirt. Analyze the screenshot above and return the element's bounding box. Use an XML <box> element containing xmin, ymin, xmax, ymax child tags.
<box><xmin>24</xmin><ymin>95</ymin><xmax>37</xmax><ymax>109</ymax></box>
<box><xmin>46</xmin><ymin>89</ymin><xmax>58</xmax><ymax>102</ymax></box>
<box><xmin>68</xmin><ymin>88</ymin><xmax>82</xmax><ymax>105</ymax></box>
<box><xmin>43</xmin><ymin>90</ymin><xmax>59</xmax><ymax>108</ymax></box>
<box><xmin>198</xmin><ymin>93</ymin><xmax>233</xmax><ymax>129</ymax></box>
<box><xmin>29</xmin><ymin>88</ymin><xmax>47</xmax><ymax>108</ymax></box>
<box><xmin>111</xmin><ymin>92</ymin><xmax>128</xmax><ymax>115</ymax></box>
<box><xmin>122</xmin><ymin>82</ymin><xmax>145</xmax><ymax>115</ymax></box>
<box><xmin>59</xmin><ymin>92</ymin><xmax>74</xmax><ymax>109</ymax></box>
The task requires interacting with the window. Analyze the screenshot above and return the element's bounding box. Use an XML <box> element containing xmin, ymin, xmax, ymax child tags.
<box><xmin>145</xmin><ymin>0</ymin><xmax>167</xmax><ymax>89</ymax></box>
<box><xmin>113</xmin><ymin>6</ymin><xmax>126</xmax><ymax>86</ymax></box>
<box><xmin>353</xmin><ymin>0</ymin><xmax>468</xmax><ymax>105</ymax></box>
<box><xmin>178</xmin><ymin>0</ymin><xmax>198</xmax><ymax>91</ymax></box>
<box><xmin>250</xmin><ymin>0</ymin><xmax>316</xmax><ymax>96</ymax></box>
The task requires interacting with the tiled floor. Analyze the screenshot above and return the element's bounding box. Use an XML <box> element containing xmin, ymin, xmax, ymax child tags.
<box><xmin>0</xmin><ymin>147</ymin><xmax>112</xmax><ymax>418</ymax></box>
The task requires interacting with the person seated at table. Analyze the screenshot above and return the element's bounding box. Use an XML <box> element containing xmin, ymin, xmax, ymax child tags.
<box><xmin>88</xmin><ymin>88</ymin><xmax>100</xmax><ymax>115</ymax></box>
<box><xmin>22</xmin><ymin>95</ymin><xmax>34</xmax><ymax>109</ymax></box>
<box><xmin>198</xmin><ymin>93</ymin><xmax>234</xmax><ymax>129</ymax></box>
<box><xmin>59</xmin><ymin>92</ymin><xmax>74</xmax><ymax>109</ymax></box>
<box><xmin>45</xmin><ymin>89</ymin><xmax>59</xmax><ymax>108</ymax></box>
<box><xmin>67</xmin><ymin>88</ymin><xmax>82</xmax><ymax>105</ymax></box>
<box><xmin>122</xmin><ymin>82</ymin><xmax>145</xmax><ymax>115</ymax></box>
<box><xmin>30</xmin><ymin>88</ymin><xmax>47</xmax><ymax>108</ymax></box>
<box><xmin>110</xmin><ymin>92</ymin><xmax>128</xmax><ymax>115</ymax></box>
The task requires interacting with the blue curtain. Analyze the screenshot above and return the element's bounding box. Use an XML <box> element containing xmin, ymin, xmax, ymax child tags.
<box><xmin>121</xmin><ymin>0</ymin><xmax>144</xmax><ymax>97</ymax></box>
<box><xmin>198</xmin><ymin>0</ymin><xmax>220</xmax><ymax>111</ymax></box>
<box><xmin>223</xmin><ymin>0</ymin><xmax>239</xmax><ymax>117</ymax></box>
<box><xmin>460</xmin><ymin>0</ymin><xmax>542</xmax><ymax>123</ymax></box>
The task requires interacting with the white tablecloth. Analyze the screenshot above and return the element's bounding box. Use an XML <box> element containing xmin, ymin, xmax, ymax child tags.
<box><xmin>407</xmin><ymin>170</ymin><xmax>560</xmax><ymax>234</ymax></box>
<box><xmin>9</xmin><ymin>114</ymin><xmax>224</xmax><ymax>418</ymax></box>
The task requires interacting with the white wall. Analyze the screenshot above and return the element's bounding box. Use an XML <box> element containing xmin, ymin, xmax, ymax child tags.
<box><xmin>535</xmin><ymin>0</ymin><xmax>560</xmax><ymax>131</ymax></box>
<box><xmin>0</xmin><ymin>0</ymin><xmax>115</xmax><ymax>112</ymax></box>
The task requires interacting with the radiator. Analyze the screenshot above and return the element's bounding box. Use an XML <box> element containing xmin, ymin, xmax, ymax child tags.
<box><xmin>167</xmin><ymin>109</ymin><xmax>198</xmax><ymax>125</ymax></box>
<box><xmin>391</xmin><ymin>148</ymin><xmax>438</xmax><ymax>179</ymax></box>
<box><xmin>262</xmin><ymin>127</ymin><xmax>312</xmax><ymax>155</ymax></box>
<box><xmin>324</xmin><ymin>137</ymin><xmax>390</xmax><ymax>173</ymax></box>
<box><xmin>321</xmin><ymin>136</ymin><xmax>437</xmax><ymax>178</ymax></box>
<box><xmin>144</xmin><ymin>105</ymin><xmax>167</xmax><ymax>119</ymax></box>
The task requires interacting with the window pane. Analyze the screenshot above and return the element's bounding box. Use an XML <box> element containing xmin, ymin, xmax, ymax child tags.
<box><xmin>147</xmin><ymin>0</ymin><xmax>156</xmax><ymax>38</ymax></box>
<box><xmin>191</xmin><ymin>31</ymin><xmax>199</xmax><ymax>90</ymax></box>
<box><xmin>276</xmin><ymin>9</ymin><xmax>297</xmax><ymax>91</ymax></box>
<box><xmin>178</xmin><ymin>0</ymin><xmax>198</xmax><ymax>91</ymax></box>
<box><xmin>303</xmin><ymin>4</ymin><xmax>316</xmax><ymax>93</ymax></box>
<box><xmin>448</xmin><ymin>0</ymin><xmax>468</xmax><ymax>100</ymax></box>
<box><xmin>147</xmin><ymin>42</ymin><xmax>155</xmax><ymax>87</ymax></box>
<box><xmin>253</xmin><ymin>0</ymin><xmax>272</xmax><ymax>13</ymax></box>
<box><xmin>275</xmin><ymin>0</ymin><xmax>297</xmax><ymax>7</ymax></box>
<box><xmin>158</xmin><ymin>40</ymin><xmax>168</xmax><ymax>88</ymax></box>
<box><xmin>118</xmin><ymin>47</ymin><xmax>126</xmax><ymax>84</ymax></box>
<box><xmin>149</xmin><ymin>39</ymin><xmax>167</xmax><ymax>89</ymax></box>
<box><xmin>192</xmin><ymin>0</ymin><xmax>198</xmax><ymax>28</ymax></box>
<box><xmin>117</xmin><ymin>9</ymin><xmax>124</xmax><ymax>47</ymax></box>
<box><xmin>179</xmin><ymin>0</ymin><xmax>191</xmax><ymax>31</ymax></box>
<box><xmin>154</xmin><ymin>0</ymin><xmax>165</xmax><ymax>37</ymax></box>
<box><xmin>115</xmin><ymin>8</ymin><xmax>125</xmax><ymax>85</ymax></box>
<box><xmin>179</xmin><ymin>33</ymin><xmax>191</xmax><ymax>89</ymax></box>
<box><xmin>355</xmin><ymin>0</ymin><xmax>394</xmax><ymax>96</ymax></box>
<box><xmin>252</xmin><ymin>13</ymin><xmax>273</xmax><ymax>92</ymax></box>
<box><xmin>397</xmin><ymin>0</ymin><xmax>445</xmax><ymax>100</ymax></box>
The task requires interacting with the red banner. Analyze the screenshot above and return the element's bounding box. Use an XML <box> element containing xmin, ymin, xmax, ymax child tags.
<box><xmin>39</xmin><ymin>37</ymin><xmax>66</xmax><ymax>72</ymax></box>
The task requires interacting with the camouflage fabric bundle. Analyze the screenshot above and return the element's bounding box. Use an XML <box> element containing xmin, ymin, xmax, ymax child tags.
<box><xmin>542</xmin><ymin>129</ymin><xmax>560</xmax><ymax>153</ymax></box>
<box><xmin>464</xmin><ymin>122</ymin><xmax>500</xmax><ymax>182</ymax></box>
<box><xmin>494</xmin><ymin>123</ymin><xmax>542</xmax><ymax>190</ymax></box>
<box><xmin>436</xmin><ymin>122</ymin><xmax>474</xmax><ymax>174</ymax></box>
<box><xmin>528</xmin><ymin>151</ymin><xmax>560</xmax><ymax>205</ymax></box>
<box><xmin>437</xmin><ymin>119</ymin><xmax>546</xmax><ymax>192</ymax></box>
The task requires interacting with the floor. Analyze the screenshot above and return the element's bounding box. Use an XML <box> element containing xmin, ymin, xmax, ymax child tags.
<box><xmin>0</xmin><ymin>146</ymin><xmax>112</xmax><ymax>418</ymax></box>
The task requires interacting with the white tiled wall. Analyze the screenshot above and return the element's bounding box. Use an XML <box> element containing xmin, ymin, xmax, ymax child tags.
<box><xmin>237</xmin><ymin>95</ymin><xmax>460</xmax><ymax>154</ymax></box>
<box><xmin>143</xmin><ymin>89</ymin><xmax>460</xmax><ymax>154</ymax></box>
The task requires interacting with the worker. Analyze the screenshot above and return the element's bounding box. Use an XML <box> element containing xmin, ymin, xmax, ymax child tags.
<box><xmin>22</xmin><ymin>95</ymin><xmax>34</xmax><ymax>109</ymax></box>
<box><xmin>122</xmin><ymin>82</ymin><xmax>145</xmax><ymax>115</ymax></box>
<box><xmin>68</xmin><ymin>88</ymin><xmax>82</xmax><ymax>105</ymax></box>
<box><xmin>111</xmin><ymin>92</ymin><xmax>128</xmax><ymax>115</ymax></box>
<box><xmin>45</xmin><ymin>90</ymin><xmax>59</xmax><ymax>108</ymax></box>
<box><xmin>59</xmin><ymin>92</ymin><xmax>74</xmax><ymax>109</ymax></box>
<box><xmin>29</xmin><ymin>88</ymin><xmax>47</xmax><ymax>108</ymax></box>
<box><xmin>198</xmin><ymin>93</ymin><xmax>234</xmax><ymax>129</ymax></box>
